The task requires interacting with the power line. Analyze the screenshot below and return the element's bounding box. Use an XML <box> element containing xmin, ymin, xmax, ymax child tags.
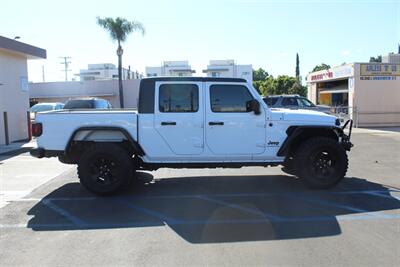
<box><xmin>59</xmin><ymin>56</ymin><xmax>72</xmax><ymax>81</ymax></box>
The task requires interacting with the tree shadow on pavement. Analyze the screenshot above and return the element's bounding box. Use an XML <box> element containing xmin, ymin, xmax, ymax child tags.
<box><xmin>24</xmin><ymin>173</ymin><xmax>400</xmax><ymax>243</ymax></box>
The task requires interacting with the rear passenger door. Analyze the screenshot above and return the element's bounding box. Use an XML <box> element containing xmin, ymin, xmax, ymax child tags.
<box><xmin>154</xmin><ymin>82</ymin><xmax>204</xmax><ymax>155</ymax></box>
<box><xmin>205</xmin><ymin>83</ymin><xmax>266</xmax><ymax>156</ymax></box>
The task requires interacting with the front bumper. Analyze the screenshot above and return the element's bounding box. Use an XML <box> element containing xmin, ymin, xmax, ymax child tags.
<box><xmin>340</xmin><ymin>119</ymin><xmax>354</xmax><ymax>151</ymax></box>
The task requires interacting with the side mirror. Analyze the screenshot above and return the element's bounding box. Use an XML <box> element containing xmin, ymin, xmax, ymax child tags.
<box><xmin>246</xmin><ymin>99</ymin><xmax>261</xmax><ymax>115</ymax></box>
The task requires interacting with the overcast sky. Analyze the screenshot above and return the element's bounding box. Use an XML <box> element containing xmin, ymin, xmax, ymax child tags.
<box><xmin>1</xmin><ymin>0</ymin><xmax>399</xmax><ymax>82</ymax></box>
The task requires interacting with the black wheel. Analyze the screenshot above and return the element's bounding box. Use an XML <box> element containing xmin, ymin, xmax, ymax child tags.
<box><xmin>281</xmin><ymin>157</ymin><xmax>296</xmax><ymax>176</ymax></box>
<box><xmin>294</xmin><ymin>137</ymin><xmax>348</xmax><ymax>189</ymax></box>
<box><xmin>77</xmin><ymin>143</ymin><xmax>134</xmax><ymax>195</ymax></box>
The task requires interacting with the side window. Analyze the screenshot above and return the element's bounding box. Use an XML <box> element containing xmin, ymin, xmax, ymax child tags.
<box><xmin>265</xmin><ymin>97</ymin><xmax>278</xmax><ymax>106</ymax></box>
<box><xmin>95</xmin><ymin>100</ymin><xmax>108</xmax><ymax>109</ymax></box>
<box><xmin>210</xmin><ymin>84</ymin><xmax>253</xmax><ymax>112</ymax></box>
<box><xmin>159</xmin><ymin>84</ymin><xmax>199</xmax><ymax>113</ymax></box>
<box><xmin>282</xmin><ymin>97</ymin><xmax>298</xmax><ymax>106</ymax></box>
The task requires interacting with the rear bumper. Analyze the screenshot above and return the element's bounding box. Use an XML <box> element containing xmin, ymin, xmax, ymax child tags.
<box><xmin>30</xmin><ymin>148</ymin><xmax>62</xmax><ymax>158</ymax></box>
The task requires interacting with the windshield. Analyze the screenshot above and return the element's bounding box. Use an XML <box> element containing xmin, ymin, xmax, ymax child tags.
<box><xmin>298</xmin><ymin>98</ymin><xmax>316</xmax><ymax>107</ymax></box>
<box><xmin>64</xmin><ymin>100</ymin><xmax>94</xmax><ymax>109</ymax></box>
<box><xmin>30</xmin><ymin>104</ymin><xmax>55</xmax><ymax>112</ymax></box>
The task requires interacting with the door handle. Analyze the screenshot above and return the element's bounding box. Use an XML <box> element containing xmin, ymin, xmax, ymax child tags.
<box><xmin>208</xmin><ymin>121</ymin><xmax>224</xmax><ymax>126</ymax></box>
<box><xmin>161</xmin><ymin>121</ymin><xmax>176</xmax><ymax>126</ymax></box>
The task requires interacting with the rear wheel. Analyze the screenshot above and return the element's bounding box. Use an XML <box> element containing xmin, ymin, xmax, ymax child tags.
<box><xmin>295</xmin><ymin>137</ymin><xmax>348</xmax><ymax>189</ymax></box>
<box><xmin>77</xmin><ymin>143</ymin><xmax>134</xmax><ymax>195</ymax></box>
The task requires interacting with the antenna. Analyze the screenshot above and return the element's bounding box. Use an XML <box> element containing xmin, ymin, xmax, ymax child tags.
<box><xmin>59</xmin><ymin>56</ymin><xmax>72</xmax><ymax>81</ymax></box>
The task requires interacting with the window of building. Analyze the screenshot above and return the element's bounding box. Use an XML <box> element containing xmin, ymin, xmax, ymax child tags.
<box><xmin>159</xmin><ymin>84</ymin><xmax>199</xmax><ymax>113</ymax></box>
<box><xmin>210</xmin><ymin>85</ymin><xmax>253</xmax><ymax>112</ymax></box>
<box><xmin>211</xmin><ymin>72</ymin><xmax>220</xmax><ymax>77</ymax></box>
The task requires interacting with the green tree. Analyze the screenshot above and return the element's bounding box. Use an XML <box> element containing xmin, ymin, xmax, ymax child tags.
<box><xmin>369</xmin><ymin>55</ymin><xmax>382</xmax><ymax>62</ymax></box>
<box><xmin>258</xmin><ymin>76</ymin><xmax>275</xmax><ymax>96</ymax></box>
<box><xmin>295</xmin><ymin>53</ymin><xmax>300</xmax><ymax>81</ymax></box>
<box><xmin>97</xmin><ymin>16</ymin><xmax>145</xmax><ymax>108</ymax></box>
<box><xmin>274</xmin><ymin>75</ymin><xmax>297</xmax><ymax>95</ymax></box>
<box><xmin>289</xmin><ymin>81</ymin><xmax>307</xmax><ymax>96</ymax></box>
<box><xmin>253</xmin><ymin>68</ymin><xmax>269</xmax><ymax>81</ymax></box>
<box><xmin>252</xmin><ymin>68</ymin><xmax>269</xmax><ymax>94</ymax></box>
<box><xmin>312</xmin><ymin>63</ymin><xmax>331</xmax><ymax>72</ymax></box>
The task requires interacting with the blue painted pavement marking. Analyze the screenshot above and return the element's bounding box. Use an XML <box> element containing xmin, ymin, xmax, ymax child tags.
<box><xmin>42</xmin><ymin>199</ymin><xmax>87</xmax><ymax>226</ymax></box>
<box><xmin>113</xmin><ymin>197</ymin><xmax>180</xmax><ymax>224</ymax></box>
<box><xmin>197</xmin><ymin>195</ymin><xmax>282</xmax><ymax>220</ymax></box>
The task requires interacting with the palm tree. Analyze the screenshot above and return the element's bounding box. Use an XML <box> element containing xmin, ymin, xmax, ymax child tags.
<box><xmin>97</xmin><ymin>17</ymin><xmax>145</xmax><ymax>108</ymax></box>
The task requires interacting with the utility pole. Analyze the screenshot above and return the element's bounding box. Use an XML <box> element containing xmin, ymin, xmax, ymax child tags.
<box><xmin>59</xmin><ymin>56</ymin><xmax>72</xmax><ymax>81</ymax></box>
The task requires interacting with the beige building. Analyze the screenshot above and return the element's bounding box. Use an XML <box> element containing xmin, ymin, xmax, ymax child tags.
<box><xmin>0</xmin><ymin>36</ymin><xmax>46</xmax><ymax>145</ymax></box>
<box><xmin>29</xmin><ymin>79</ymin><xmax>141</xmax><ymax>109</ymax></box>
<box><xmin>307</xmin><ymin>62</ymin><xmax>400</xmax><ymax>127</ymax></box>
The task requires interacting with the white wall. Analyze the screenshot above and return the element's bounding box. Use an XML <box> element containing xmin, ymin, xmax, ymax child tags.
<box><xmin>235</xmin><ymin>65</ymin><xmax>253</xmax><ymax>82</ymax></box>
<box><xmin>353</xmin><ymin>64</ymin><xmax>400</xmax><ymax>127</ymax></box>
<box><xmin>0</xmin><ymin>50</ymin><xmax>29</xmax><ymax>144</ymax></box>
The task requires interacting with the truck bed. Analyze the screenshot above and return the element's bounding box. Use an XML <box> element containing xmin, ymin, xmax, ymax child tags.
<box><xmin>35</xmin><ymin>109</ymin><xmax>138</xmax><ymax>151</ymax></box>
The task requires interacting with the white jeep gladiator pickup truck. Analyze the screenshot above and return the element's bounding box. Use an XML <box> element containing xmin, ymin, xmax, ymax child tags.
<box><xmin>31</xmin><ymin>77</ymin><xmax>353</xmax><ymax>195</ymax></box>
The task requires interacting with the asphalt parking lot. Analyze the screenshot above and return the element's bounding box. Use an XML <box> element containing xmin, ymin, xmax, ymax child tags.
<box><xmin>1</xmin><ymin>128</ymin><xmax>400</xmax><ymax>266</ymax></box>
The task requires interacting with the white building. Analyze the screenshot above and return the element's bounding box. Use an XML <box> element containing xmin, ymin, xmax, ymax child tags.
<box><xmin>202</xmin><ymin>60</ymin><xmax>253</xmax><ymax>82</ymax></box>
<box><xmin>307</xmin><ymin>62</ymin><xmax>400</xmax><ymax>127</ymax></box>
<box><xmin>0</xmin><ymin>36</ymin><xmax>46</xmax><ymax>145</ymax></box>
<box><xmin>77</xmin><ymin>63</ymin><xmax>141</xmax><ymax>81</ymax></box>
<box><xmin>146</xmin><ymin>61</ymin><xmax>195</xmax><ymax>77</ymax></box>
<box><xmin>382</xmin><ymin>53</ymin><xmax>400</xmax><ymax>64</ymax></box>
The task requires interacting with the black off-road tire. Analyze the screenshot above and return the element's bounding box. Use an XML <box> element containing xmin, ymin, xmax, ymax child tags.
<box><xmin>294</xmin><ymin>137</ymin><xmax>348</xmax><ymax>189</ymax></box>
<box><xmin>281</xmin><ymin>157</ymin><xmax>296</xmax><ymax>176</ymax></box>
<box><xmin>77</xmin><ymin>143</ymin><xmax>134</xmax><ymax>195</ymax></box>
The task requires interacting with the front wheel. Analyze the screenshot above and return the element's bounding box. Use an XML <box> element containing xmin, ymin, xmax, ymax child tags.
<box><xmin>295</xmin><ymin>137</ymin><xmax>348</xmax><ymax>189</ymax></box>
<box><xmin>77</xmin><ymin>143</ymin><xmax>134</xmax><ymax>195</ymax></box>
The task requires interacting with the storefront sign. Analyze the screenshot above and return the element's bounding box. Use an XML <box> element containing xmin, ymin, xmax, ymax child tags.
<box><xmin>360</xmin><ymin>76</ymin><xmax>397</xmax><ymax>81</ymax></box>
<box><xmin>310</xmin><ymin>65</ymin><xmax>353</xmax><ymax>82</ymax></box>
<box><xmin>310</xmin><ymin>71</ymin><xmax>333</xmax><ymax>81</ymax></box>
<box><xmin>360</xmin><ymin>64</ymin><xmax>400</xmax><ymax>76</ymax></box>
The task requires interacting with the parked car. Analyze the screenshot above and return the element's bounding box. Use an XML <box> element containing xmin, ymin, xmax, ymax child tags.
<box><xmin>30</xmin><ymin>102</ymin><xmax>64</xmax><ymax>119</ymax></box>
<box><xmin>31</xmin><ymin>77</ymin><xmax>353</xmax><ymax>195</ymax></box>
<box><xmin>263</xmin><ymin>95</ymin><xmax>331</xmax><ymax>114</ymax></box>
<box><xmin>63</xmin><ymin>98</ymin><xmax>112</xmax><ymax>109</ymax></box>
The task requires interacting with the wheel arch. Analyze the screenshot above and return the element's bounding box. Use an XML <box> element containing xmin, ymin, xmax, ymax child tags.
<box><xmin>65</xmin><ymin>126</ymin><xmax>145</xmax><ymax>158</ymax></box>
<box><xmin>278</xmin><ymin>126</ymin><xmax>343</xmax><ymax>157</ymax></box>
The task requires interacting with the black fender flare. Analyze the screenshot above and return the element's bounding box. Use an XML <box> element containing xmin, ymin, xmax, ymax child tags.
<box><xmin>277</xmin><ymin>126</ymin><xmax>344</xmax><ymax>157</ymax></box>
<box><xmin>65</xmin><ymin>126</ymin><xmax>145</xmax><ymax>156</ymax></box>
